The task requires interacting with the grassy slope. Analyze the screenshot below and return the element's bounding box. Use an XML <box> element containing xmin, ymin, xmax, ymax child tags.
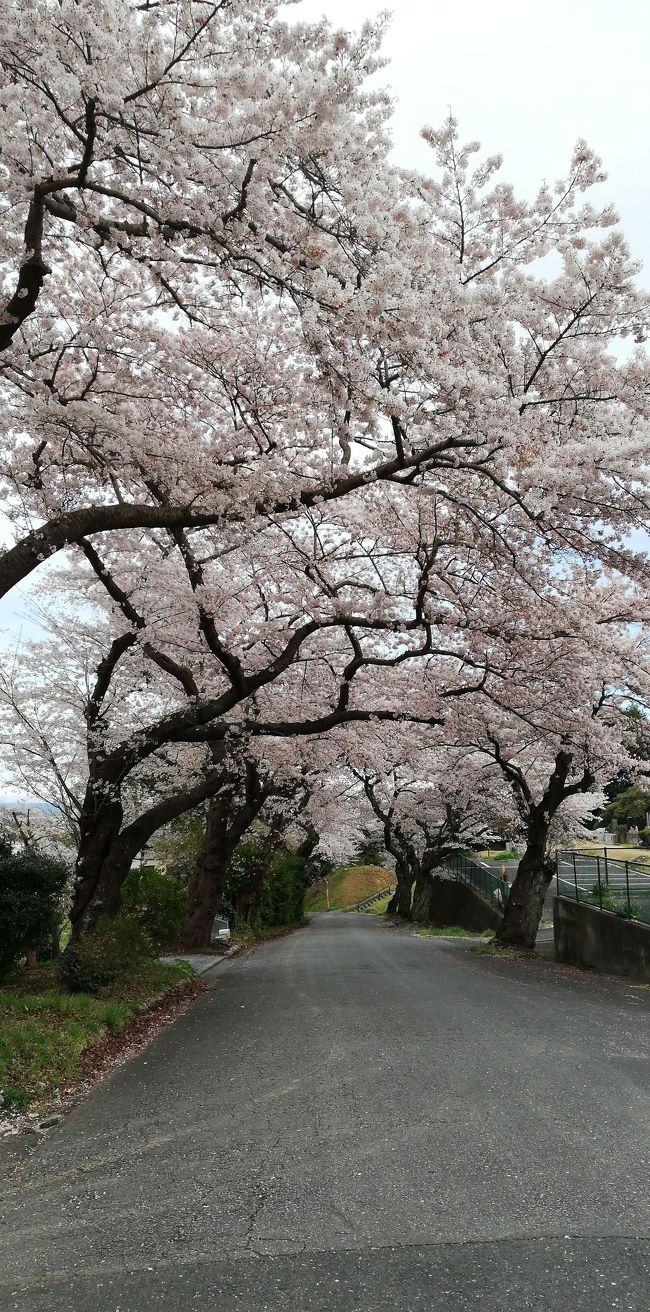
<box><xmin>0</xmin><ymin>959</ymin><xmax>194</xmax><ymax>1113</ymax></box>
<box><xmin>574</xmin><ymin>843</ymin><xmax>650</xmax><ymax>864</ymax></box>
<box><xmin>307</xmin><ymin>865</ymin><xmax>393</xmax><ymax>912</ymax></box>
<box><xmin>364</xmin><ymin>892</ymin><xmax>394</xmax><ymax>915</ymax></box>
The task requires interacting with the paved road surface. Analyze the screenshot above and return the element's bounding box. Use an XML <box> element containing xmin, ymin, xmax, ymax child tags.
<box><xmin>1</xmin><ymin>914</ymin><xmax>649</xmax><ymax>1310</ymax></box>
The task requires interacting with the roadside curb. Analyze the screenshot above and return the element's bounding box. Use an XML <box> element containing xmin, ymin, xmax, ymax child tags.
<box><xmin>200</xmin><ymin>945</ymin><xmax>242</xmax><ymax>976</ymax></box>
<box><xmin>160</xmin><ymin>945</ymin><xmax>242</xmax><ymax>977</ymax></box>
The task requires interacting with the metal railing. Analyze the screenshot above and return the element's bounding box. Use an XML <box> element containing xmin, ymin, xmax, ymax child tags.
<box><xmin>556</xmin><ymin>850</ymin><xmax>650</xmax><ymax>925</ymax></box>
<box><xmin>346</xmin><ymin>885</ymin><xmax>395</xmax><ymax>912</ymax></box>
<box><xmin>442</xmin><ymin>852</ymin><xmax>510</xmax><ymax>911</ymax></box>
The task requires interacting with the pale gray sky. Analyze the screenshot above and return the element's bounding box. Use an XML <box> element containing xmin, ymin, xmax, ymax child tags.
<box><xmin>1</xmin><ymin>0</ymin><xmax>648</xmax><ymax>640</ymax></box>
<box><xmin>299</xmin><ymin>0</ymin><xmax>650</xmax><ymax>276</ymax></box>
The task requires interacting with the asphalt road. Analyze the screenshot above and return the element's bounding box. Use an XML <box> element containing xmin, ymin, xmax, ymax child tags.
<box><xmin>1</xmin><ymin>914</ymin><xmax>649</xmax><ymax>1311</ymax></box>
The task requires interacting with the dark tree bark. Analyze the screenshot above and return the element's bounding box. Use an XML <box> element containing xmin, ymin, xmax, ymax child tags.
<box><xmin>495</xmin><ymin>825</ymin><xmax>554</xmax><ymax>949</ymax></box>
<box><xmin>69</xmin><ymin>770</ymin><xmax>227</xmax><ymax>937</ymax></box>
<box><xmin>410</xmin><ymin>854</ymin><xmax>446</xmax><ymax>924</ymax></box>
<box><xmin>410</xmin><ymin>870</ymin><xmax>431</xmax><ymax>923</ymax></box>
<box><xmin>494</xmin><ymin>746</ymin><xmax>595</xmax><ymax>949</ymax></box>
<box><xmin>70</xmin><ymin>777</ymin><xmax>125</xmax><ymax>935</ymax></box>
<box><xmin>180</xmin><ymin>763</ymin><xmax>275</xmax><ymax>949</ymax></box>
<box><xmin>182</xmin><ymin>799</ymin><xmax>234</xmax><ymax>949</ymax></box>
<box><xmin>386</xmin><ymin>857</ymin><xmax>414</xmax><ymax>916</ymax></box>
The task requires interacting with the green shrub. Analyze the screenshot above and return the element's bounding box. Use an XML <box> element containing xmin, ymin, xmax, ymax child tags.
<box><xmin>639</xmin><ymin>829</ymin><xmax>650</xmax><ymax>849</ymax></box>
<box><xmin>223</xmin><ymin>842</ymin><xmax>306</xmax><ymax>931</ymax></box>
<box><xmin>120</xmin><ymin>865</ymin><xmax>187</xmax><ymax>949</ymax></box>
<box><xmin>616</xmin><ymin>901</ymin><xmax>642</xmax><ymax>921</ymax></box>
<box><xmin>57</xmin><ymin>938</ymin><xmax>117</xmax><ymax>994</ymax></box>
<box><xmin>0</xmin><ymin>850</ymin><xmax>69</xmax><ymax>980</ymax></box>
<box><xmin>590</xmin><ymin>881</ymin><xmax>617</xmax><ymax>912</ymax></box>
<box><xmin>353</xmin><ymin>830</ymin><xmax>385</xmax><ymax>868</ymax></box>
<box><xmin>256</xmin><ymin>850</ymin><xmax>306</xmax><ymax>929</ymax></box>
<box><xmin>57</xmin><ymin>915</ymin><xmax>152</xmax><ymax>994</ymax></box>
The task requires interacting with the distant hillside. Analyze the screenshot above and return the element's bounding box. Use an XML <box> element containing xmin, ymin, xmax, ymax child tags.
<box><xmin>0</xmin><ymin>799</ymin><xmax>56</xmax><ymax>812</ymax></box>
<box><xmin>307</xmin><ymin>865</ymin><xmax>394</xmax><ymax>912</ymax></box>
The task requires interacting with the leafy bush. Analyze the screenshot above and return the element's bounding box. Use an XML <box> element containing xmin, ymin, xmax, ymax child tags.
<box><xmin>120</xmin><ymin>865</ymin><xmax>187</xmax><ymax>949</ymax></box>
<box><xmin>57</xmin><ymin>938</ymin><xmax>117</xmax><ymax>994</ymax></box>
<box><xmin>303</xmin><ymin>850</ymin><xmax>335</xmax><ymax>885</ymax></box>
<box><xmin>0</xmin><ymin>849</ymin><xmax>69</xmax><ymax>980</ymax></box>
<box><xmin>603</xmin><ymin>785</ymin><xmax>650</xmax><ymax>831</ymax></box>
<box><xmin>639</xmin><ymin>829</ymin><xmax>650</xmax><ymax>849</ymax></box>
<box><xmin>256</xmin><ymin>850</ymin><xmax>306</xmax><ymax>928</ymax></box>
<box><xmin>57</xmin><ymin>915</ymin><xmax>152</xmax><ymax>994</ymax></box>
<box><xmin>223</xmin><ymin>842</ymin><xmax>306</xmax><ymax>931</ymax></box>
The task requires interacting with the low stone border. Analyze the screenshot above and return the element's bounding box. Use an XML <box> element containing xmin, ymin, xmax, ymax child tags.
<box><xmin>160</xmin><ymin>944</ymin><xmax>241</xmax><ymax>976</ymax></box>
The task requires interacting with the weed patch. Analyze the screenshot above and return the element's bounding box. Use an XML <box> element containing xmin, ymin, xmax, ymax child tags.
<box><xmin>0</xmin><ymin>958</ymin><xmax>194</xmax><ymax>1115</ymax></box>
<box><xmin>471</xmin><ymin>940</ymin><xmax>539</xmax><ymax>959</ymax></box>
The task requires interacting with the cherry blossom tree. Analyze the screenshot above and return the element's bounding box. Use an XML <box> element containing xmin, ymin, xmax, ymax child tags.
<box><xmin>457</xmin><ymin>580</ymin><xmax>650</xmax><ymax>947</ymax></box>
<box><xmin>1</xmin><ymin>2</ymin><xmax>649</xmax><ymax>960</ymax></box>
<box><xmin>1</xmin><ymin>2</ymin><xmax>648</xmax><ymax>627</ymax></box>
<box><xmin>2</xmin><ymin>516</ymin><xmax>467</xmax><ymax>936</ymax></box>
<box><xmin>345</xmin><ymin>725</ymin><xmax>510</xmax><ymax>919</ymax></box>
<box><xmin>182</xmin><ymin>751</ymin><xmax>314</xmax><ymax>948</ymax></box>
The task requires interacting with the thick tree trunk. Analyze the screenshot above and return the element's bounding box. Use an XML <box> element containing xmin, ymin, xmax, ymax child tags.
<box><xmin>181</xmin><ymin>802</ymin><xmax>232</xmax><ymax>950</ymax></box>
<box><xmin>411</xmin><ymin>870</ymin><xmax>432</xmax><ymax>924</ymax></box>
<box><xmin>386</xmin><ymin>861</ymin><xmax>414</xmax><ymax>917</ymax></box>
<box><xmin>69</xmin><ymin>786</ymin><xmax>124</xmax><ymax>937</ymax></box>
<box><xmin>495</xmin><ymin>825</ymin><xmax>553</xmax><ymax>949</ymax></box>
<box><xmin>70</xmin><ymin>768</ymin><xmax>232</xmax><ymax>939</ymax></box>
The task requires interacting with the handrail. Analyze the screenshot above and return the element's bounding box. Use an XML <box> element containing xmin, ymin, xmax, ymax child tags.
<box><xmin>441</xmin><ymin>852</ymin><xmax>510</xmax><ymax>910</ymax></box>
<box><xmin>345</xmin><ymin>884</ymin><xmax>395</xmax><ymax>912</ymax></box>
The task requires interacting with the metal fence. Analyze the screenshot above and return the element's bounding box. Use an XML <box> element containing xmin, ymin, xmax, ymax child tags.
<box><xmin>346</xmin><ymin>885</ymin><xmax>395</xmax><ymax>912</ymax></box>
<box><xmin>442</xmin><ymin>852</ymin><xmax>510</xmax><ymax>911</ymax></box>
<box><xmin>556</xmin><ymin>850</ymin><xmax>650</xmax><ymax>925</ymax></box>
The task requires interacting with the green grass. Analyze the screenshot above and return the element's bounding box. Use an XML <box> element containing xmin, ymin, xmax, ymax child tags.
<box><xmin>0</xmin><ymin>958</ymin><xmax>194</xmax><ymax>1114</ymax></box>
<box><xmin>364</xmin><ymin>893</ymin><xmax>393</xmax><ymax>915</ymax></box>
<box><xmin>307</xmin><ymin>865</ymin><xmax>393</xmax><ymax>912</ymax></box>
<box><xmin>416</xmin><ymin>925</ymin><xmax>494</xmax><ymax>938</ymax></box>
<box><xmin>574</xmin><ymin>843</ymin><xmax>650</xmax><ymax>865</ymax></box>
<box><xmin>478</xmin><ymin>850</ymin><xmax>523</xmax><ymax>862</ymax></box>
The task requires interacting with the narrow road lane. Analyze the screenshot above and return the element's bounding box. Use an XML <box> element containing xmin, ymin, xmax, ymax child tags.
<box><xmin>2</xmin><ymin>914</ymin><xmax>649</xmax><ymax>1310</ymax></box>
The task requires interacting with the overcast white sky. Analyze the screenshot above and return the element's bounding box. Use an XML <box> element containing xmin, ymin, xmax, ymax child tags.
<box><xmin>1</xmin><ymin>0</ymin><xmax>649</xmax><ymax>643</ymax></box>
<box><xmin>299</xmin><ymin>0</ymin><xmax>650</xmax><ymax>274</ymax></box>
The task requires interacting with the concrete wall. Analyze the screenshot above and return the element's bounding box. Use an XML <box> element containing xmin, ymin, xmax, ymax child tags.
<box><xmin>425</xmin><ymin>875</ymin><xmax>503</xmax><ymax>932</ymax></box>
<box><xmin>554</xmin><ymin>896</ymin><xmax>650</xmax><ymax>983</ymax></box>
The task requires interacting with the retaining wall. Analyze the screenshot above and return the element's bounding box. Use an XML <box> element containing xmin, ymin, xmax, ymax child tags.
<box><xmin>424</xmin><ymin>875</ymin><xmax>503</xmax><ymax>932</ymax></box>
<box><xmin>554</xmin><ymin>896</ymin><xmax>650</xmax><ymax>983</ymax></box>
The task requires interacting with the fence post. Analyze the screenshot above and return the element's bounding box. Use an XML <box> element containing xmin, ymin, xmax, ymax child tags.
<box><xmin>572</xmin><ymin>851</ymin><xmax>579</xmax><ymax>902</ymax></box>
<box><xmin>556</xmin><ymin>852</ymin><xmax>559</xmax><ymax>899</ymax></box>
<box><xmin>596</xmin><ymin>856</ymin><xmax>602</xmax><ymax>910</ymax></box>
<box><xmin>604</xmin><ymin>847</ymin><xmax>609</xmax><ymax>887</ymax></box>
<box><xmin>625</xmin><ymin>862</ymin><xmax>632</xmax><ymax>920</ymax></box>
